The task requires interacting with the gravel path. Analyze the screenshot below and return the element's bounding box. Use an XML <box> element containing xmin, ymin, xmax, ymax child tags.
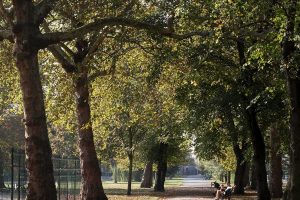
<box><xmin>162</xmin><ymin>175</ymin><xmax>257</xmax><ymax>200</ymax></box>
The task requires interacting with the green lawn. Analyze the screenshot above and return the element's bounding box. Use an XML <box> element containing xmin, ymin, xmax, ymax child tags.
<box><xmin>103</xmin><ymin>178</ymin><xmax>183</xmax><ymax>199</ymax></box>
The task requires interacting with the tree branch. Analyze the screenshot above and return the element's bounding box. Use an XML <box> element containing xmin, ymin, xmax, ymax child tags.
<box><xmin>34</xmin><ymin>0</ymin><xmax>59</xmax><ymax>25</ymax></box>
<box><xmin>83</xmin><ymin>27</ymin><xmax>110</xmax><ymax>65</ymax></box>
<box><xmin>47</xmin><ymin>45</ymin><xmax>77</xmax><ymax>73</ymax></box>
<box><xmin>88</xmin><ymin>69</ymin><xmax>110</xmax><ymax>82</ymax></box>
<box><xmin>38</xmin><ymin>17</ymin><xmax>211</xmax><ymax>47</ymax></box>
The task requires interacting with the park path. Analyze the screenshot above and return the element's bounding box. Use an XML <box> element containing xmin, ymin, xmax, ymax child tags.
<box><xmin>160</xmin><ymin>175</ymin><xmax>214</xmax><ymax>200</ymax></box>
<box><xmin>181</xmin><ymin>174</ymin><xmax>212</xmax><ymax>187</ymax></box>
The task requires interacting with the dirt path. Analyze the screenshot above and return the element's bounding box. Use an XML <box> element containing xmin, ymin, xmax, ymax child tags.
<box><xmin>160</xmin><ymin>175</ymin><xmax>257</xmax><ymax>200</ymax></box>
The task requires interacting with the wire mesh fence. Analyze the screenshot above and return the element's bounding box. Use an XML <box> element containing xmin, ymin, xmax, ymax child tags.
<box><xmin>0</xmin><ymin>148</ymin><xmax>85</xmax><ymax>200</ymax></box>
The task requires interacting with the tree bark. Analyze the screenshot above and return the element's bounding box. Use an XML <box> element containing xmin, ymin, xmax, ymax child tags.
<box><xmin>12</xmin><ymin>1</ymin><xmax>57</xmax><ymax>199</ymax></box>
<box><xmin>154</xmin><ymin>143</ymin><xmax>167</xmax><ymax>192</ymax></box>
<box><xmin>269</xmin><ymin>124</ymin><xmax>283</xmax><ymax>198</ymax></box>
<box><xmin>243</xmin><ymin>162</ymin><xmax>250</xmax><ymax>187</ymax></box>
<box><xmin>18</xmin><ymin>53</ymin><xmax>57</xmax><ymax>200</ymax></box>
<box><xmin>285</xmin><ymin>43</ymin><xmax>300</xmax><ymax>200</ymax></box>
<box><xmin>127</xmin><ymin>153</ymin><xmax>133</xmax><ymax>195</ymax></box>
<box><xmin>141</xmin><ymin>162</ymin><xmax>153</xmax><ymax>188</ymax></box>
<box><xmin>75</xmin><ymin>70</ymin><xmax>107</xmax><ymax>200</ymax></box>
<box><xmin>250</xmin><ymin>157</ymin><xmax>257</xmax><ymax>190</ymax></box>
<box><xmin>247</xmin><ymin>108</ymin><xmax>270</xmax><ymax>200</ymax></box>
<box><xmin>226</xmin><ymin>107</ymin><xmax>247</xmax><ymax>194</ymax></box>
<box><xmin>113</xmin><ymin>161</ymin><xmax>118</xmax><ymax>184</ymax></box>
<box><xmin>233</xmin><ymin>145</ymin><xmax>247</xmax><ymax>194</ymax></box>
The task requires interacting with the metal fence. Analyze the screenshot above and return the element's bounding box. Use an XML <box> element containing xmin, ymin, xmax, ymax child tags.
<box><xmin>0</xmin><ymin>148</ymin><xmax>111</xmax><ymax>200</ymax></box>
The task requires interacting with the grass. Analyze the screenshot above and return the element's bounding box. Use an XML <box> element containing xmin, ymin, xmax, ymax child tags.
<box><xmin>103</xmin><ymin>178</ymin><xmax>183</xmax><ymax>200</ymax></box>
<box><xmin>102</xmin><ymin>178</ymin><xmax>258</xmax><ymax>200</ymax></box>
<box><xmin>3</xmin><ymin>178</ymin><xmax>258</xmax><ymax>200</ymax></box>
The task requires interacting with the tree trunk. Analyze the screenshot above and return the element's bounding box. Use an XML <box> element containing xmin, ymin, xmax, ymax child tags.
<box><xmin>75</xmin><ymin>70</ymin><xmax>107</xmax><ymax>200</ymax></box>
<box><xmin>113</xmin><ymin>161</ymin><xmax>118</xmax><ymax>184</ymax></box>
<box><xmin>227</xmin><ymin>171</ymin><xmax>231</xmax><ymax>184</ymax></box>
<box><xmin>284</xmin><ymin>60</ymin><xmax>300</xmax><ymax>200</ymax></box>
<box><xmin>141</xmin><ymin>162</ymin><xmax>153</xmax><ymax>188</ymax></box>
<box><xmin>269</xmin><ymin>124</ymin><xmax>283</xmax><ymax>198</ymax></box>
<box><xmin>127</xmin><ymin>128</ymin><xmax>133</xmax><ymax>195</ymax></box>
<box><xmin>233</xmin><ymin>145</ymin><xmax>247</xmax><ymax>194</ymax></box>
<box><xmin>225</xmin><ymin>105</ymin><xmax>248</xmax><ymax>192</ymax></box>
<box><xmin>247</xmin><ymin>108</ymin><xmax>270</xmax><ymax>200</ymax></box>
<box><xmin>243</xmin><ymin>162</ymin><xmax>250</xmax><ymax>187</ymax></box>
<box><xmin>281</xmin><ymin>1</ymin><xmax>300</xmax><ymax>199</ymax></box>
<box><xmin>154</xmin><ymin>143</ymin><xmax>167</xmax><ymax>192</ymax></box>
<box><xmin>127</xmin><ymin>153</ymin><xmax>133</xmax><ymax>195</ymax></box>
<box><xmin>0</xmin><ymin>150</ymin><xmax>5</xmax><ymax>188</ymax></box>
<box><xmin>250</xmin><ymin>157</ymin><xmax>257</xmax><ymax>190</ymax></box>
<box><xmin>13</xmin><ymin>2</ymin><xmax>57</xmax><ymax>198</ymax></box>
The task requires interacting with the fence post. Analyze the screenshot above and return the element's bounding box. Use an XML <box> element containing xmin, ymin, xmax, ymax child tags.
<box><xmin>17</xmin><ymin>151</ymin><xmax>21</xmax><ymax>200</ymax></box>
<box><xmin>66</xmin><ymin>159</ymin><xmax>68</xmax><ymax>200</ymax></box>
<box><xmin>74</xmin><ymin>159</ymin><xmax>76</xmax><ymax>200</ymax></box>
<box><xmin>11</xmin><ymin>148</ymin><xmax>14</xmax><ymax>200</ymax></box>
<box><xmin>58</xmin><ymin>157</ymin><xmax>61</xmax><ymax>200</ymax></box>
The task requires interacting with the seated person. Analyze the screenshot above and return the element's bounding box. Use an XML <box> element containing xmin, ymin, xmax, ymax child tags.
<box><xmin>215</xmin><ymin>184</ymin><xmax>225</xmax><ymax>200</ymax></box>
<box><xmin>215</xmin><ymin>184</ymin><xmax>233</xmax><ymax>200</ymax></box>
<box><xmin>223</xmin><ymin>184</ymin><xmax>233</xmax><ymax>200</ymax></box>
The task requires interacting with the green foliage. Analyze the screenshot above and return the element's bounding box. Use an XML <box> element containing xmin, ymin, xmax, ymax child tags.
<box><xmin>0</xmin><ymin>0</ymin><xmax>296</xmax><ymax>182</ymax></box>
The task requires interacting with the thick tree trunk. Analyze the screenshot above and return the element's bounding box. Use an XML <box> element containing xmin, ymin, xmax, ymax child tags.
<box><xmin>75</xmin><ymin>70</ymin><xmax>107</xmax><ymax>200</ymax></box>
<box><xmin>243</xmin><ymin>162</ymin><xmax>250</xmax><ymax>187</ymax></box>
<box><xmin>154</xmin><ymin>143</ymin><xmax>167</xmax><ymax>192</ymax></box>
<box><xmin>226</xmin><ymin>105</ymin><xmax>248</xmax><ymax>192</ymax></box>
<box><xmin>285</xmin><ymin>77</ymin><xmax>300</xmax><ymax>200</ymax></box>
<box><xmin>269</xmin><ymin>124</ymin><xmax>283</xmax><ymax>198</ymax></box>
<box><xmin>250</xmin><ymin>157</ymin><xmax>257</xmax><ymax>190</ymax></box>
<box><xmin>12</xmin><ymin>2</ymin><xmax>57</xmax><ymax>198</ymax></box>
<box><xmin>161</xmin><ymin>160</ymin><xmax>167</xmax><ymax>186</ymax></box>
<box><xmin>281</xmin><ymin>1</ymin><xmax>300</xmax><ymax>199</ymax></box>
<box><xmin>247</xmin><ymin>108</ymin><xmax>270</xmax><ymax>200</ymax></box>
<box><xmin>233</xmin><ymin>145</ymin><xmax>247</xmax><ymax>194</ymax></box>
<box><xmin>0</xmin><ymin>151</ymin><xmax>5</xmax><ymax>188</ymax></box>
<box><xmin>18</xmin><ymin>52</ymin><xmax>57</xmax><ymax>200</ymax></box>
<box><xmin>141</xmin><ymin>162</ymin><xmax>153</xmax><ymax>188</ymax></box>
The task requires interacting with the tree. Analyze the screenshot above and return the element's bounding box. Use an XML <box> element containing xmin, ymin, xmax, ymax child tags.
<box><xmin>279</xmin><ymin>1</ymin><xmax>300</xmax><ymax>199</ymax></box>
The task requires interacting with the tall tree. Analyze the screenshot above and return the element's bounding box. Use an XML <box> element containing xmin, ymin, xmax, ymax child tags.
<box><xmin>280</xmin><ymin>1</ymin><xmax>300</xmax><ymax>199</ymax></box>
